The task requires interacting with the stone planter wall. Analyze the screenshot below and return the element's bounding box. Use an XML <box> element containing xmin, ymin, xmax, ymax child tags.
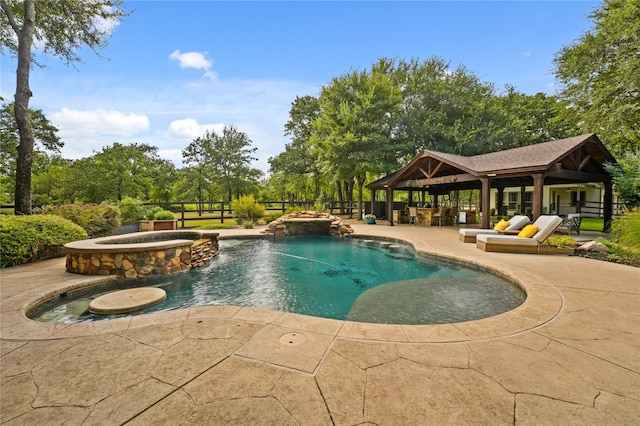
<box><xmin>65</xmin><ymin>230</ymin><xmax>219</xmax><ymax>279</ymax></box>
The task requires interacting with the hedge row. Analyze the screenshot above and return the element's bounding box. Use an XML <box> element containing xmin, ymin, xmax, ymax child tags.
<box><xmin>0</xmin><ymin>215</ymin><xmax>88</xmax><ymax>267</ymax></box>
<box><xmin>36</xmin><ymin>203</ymin><xmax>121</xmax><ymax>238</ymax></box>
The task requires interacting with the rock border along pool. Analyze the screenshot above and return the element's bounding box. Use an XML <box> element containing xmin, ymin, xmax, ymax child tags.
<box><xmin>64</xmin><ymin>230</ymin><xmax>219</xmax><ymax>279</ymax></box>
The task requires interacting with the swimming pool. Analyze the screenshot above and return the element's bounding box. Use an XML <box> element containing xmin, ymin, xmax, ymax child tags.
<box><xmin>30</xmin><ymin>236</ymin><xmax>526</xmax><ymax>325</ymax></box>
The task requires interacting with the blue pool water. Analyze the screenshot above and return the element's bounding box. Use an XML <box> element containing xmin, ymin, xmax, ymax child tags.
<box><xmin>31</xmin><ymin>236</ymin><xmax>526</xmax><ymax>325</ymax></box>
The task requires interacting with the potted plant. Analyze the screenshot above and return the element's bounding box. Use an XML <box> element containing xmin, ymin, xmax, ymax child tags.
<box><xmin>364</xmin><ymin>214</ymin><xmax>376</xmax><ymax>224</ymax></box>
<box><xmin>140</xmin><ymin>209</ymin><xmax>178</xmax><ymax>231</ymax></box>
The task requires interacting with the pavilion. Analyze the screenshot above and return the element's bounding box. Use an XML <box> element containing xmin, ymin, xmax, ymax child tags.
<box><xmin>366</xmin><ymin>134</ymin><xmax>617</xmax><ymax>231</ymax></box>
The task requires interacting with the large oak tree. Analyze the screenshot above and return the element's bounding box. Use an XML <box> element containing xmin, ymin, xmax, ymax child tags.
<box><xmin>1</xmin><ymin>0</ymin><xmax>128</xmax><ymax>214</ymax></box>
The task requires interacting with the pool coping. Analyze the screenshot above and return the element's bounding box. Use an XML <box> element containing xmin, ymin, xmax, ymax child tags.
<box><xmin>1</xmin><ymin>228</ymin><xmax>563</xmax><ymax>343</ymax></box>
<box><xmin>63</xmin><ymin>229</ymin><xmax>220</xmax><ymax>252</ymax></box>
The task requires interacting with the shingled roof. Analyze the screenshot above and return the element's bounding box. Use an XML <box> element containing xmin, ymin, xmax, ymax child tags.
<box><xmin>368</xmin><ymin>134</ymin><xmax>616</xmax><ymax>190</ymax></box>
<box><xmin>435</xmin><ymin>134</ymin><xmax>614</xmax><ymax>173</ymax></box>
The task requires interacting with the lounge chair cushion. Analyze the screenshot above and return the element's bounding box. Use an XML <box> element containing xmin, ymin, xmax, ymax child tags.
<box><xmin>505</xmin><ymin>215</ymin><xmax>531</xmax><ymax>230</ymax></box>
<box><xmin>493</xmin><ymin>219</ymin><xmax>510</xmax><ymax>231</ymax></box>
<box><xmin>518</xmin><ymin>225</ymin><xmax>539</xmax><ymax>238</ymax></box>
<box><xmin>530</xmin><ymin>215</ymin><xmax>564</xmax><ymax>243</ymax></box>
<box><xmin>458</xmin><ymin>215</ymin><xmax>530</xmax><ymax>243</ymax></box>
<box><xmin>476</xmin><ymin>234</ymin><xmax>540</xmax><ymax>247</ymax></box>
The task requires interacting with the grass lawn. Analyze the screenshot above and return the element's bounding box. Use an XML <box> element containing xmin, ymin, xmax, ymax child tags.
<box><xmin>580</xmin><ymin>217</ymin><xmax>604</xmax><ymax>231</ymax></box>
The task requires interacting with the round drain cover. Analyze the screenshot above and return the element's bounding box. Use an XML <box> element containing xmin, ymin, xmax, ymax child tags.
<box><xmin>279</xmin><ymin>332</ymin><xmax>306</xmax><ymax>346</ymax></box>
<box><xmin>89</xmin><ymin>287</ymin><xmax>166</xmax><ymax>315</ymax></box>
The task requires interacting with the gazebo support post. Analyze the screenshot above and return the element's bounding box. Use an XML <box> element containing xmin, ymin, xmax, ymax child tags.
<box><xmin>603</xmin><ymin>180</ymin><xmax>613</xmax><ymax>232</ymax></box>
<box><xmin>496</xmin><ymin>186</ymin><xmax>505</xmax><ymax>216</ymax></box>
<box><xmin>369</xmin><ymin>190</ymin><xmax>376</xmax><ymax>218</ymax></box>
<box><xmin>387</xmin><ymin>187</ymin><xmax>394</xmax><ymax>226</ymax></box>
<box><xmin>481</xmin><ymin>177</ymin><xmax>491</xmax><ymax>228</ymax></box>
<box><xmin>532</xmin><ymin>173</ymin><xmax>544</xmax><ymax>220</ymax></box>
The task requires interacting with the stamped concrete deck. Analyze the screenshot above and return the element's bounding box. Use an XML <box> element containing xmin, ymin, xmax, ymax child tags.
<box><xmin>1</xmin><ymin>224</ymin><xmax>638</xmax><ymax>425</ymax></box>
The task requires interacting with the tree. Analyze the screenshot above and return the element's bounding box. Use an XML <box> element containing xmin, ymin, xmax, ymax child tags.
<box><xmin>181</xmin><ymin>136</ymin><xmax>217</xmax><ymax>213</ymax></box>
<box><xmin>494</xmin><ymin>86</ymin><xmax>581</xmax><ymax>149</ymax></box>
<box><xmin>553</xmin><ymin>0</ymin><xmax>640</xmax><ymax>159</ymax></box>
<box><xmin>31</xmin><ymin>156</ymin><xmax>75</xmax><ymax>205</ymax></box>
<box><xmin>0</xmin><ymin>99</ymin><xmax>62</xmax><ymax>204</ymax></box>
<box><xmin>392</xmin><ymin>58</ymin><xmax>504</xmax><ymax>157</ymax></box>
<box><xmin>71</xmin><ymin>143</ymin><xmax>170</xmax><ymax>203</ymax></box>
<box><xmin>183</xmin><ymin>125</ymin><xmax>263</xmax><ymax>205</ymax></box>
<box><xmin>605</xmin><ymin>154</ymin><xmax>640</xmax><ymax>209</ymax></box>
<box><xmin>269</xmin><ymin>95</ymin><xmax>325</xmax><ymax>202</ymax></box>
<box><xmin>210</xmin><ymin>126</ymin><xmax>263</xmax><ymax>202</ymax></box>
<box><xmin>312</xmin><ymin>59</ymin><xmax>403</xmax><ymax>217</ymax></box>
<box><xmin>1</xmin><ymin>0</ymin><xmax>129</xmax><ymax>214</ymax></box>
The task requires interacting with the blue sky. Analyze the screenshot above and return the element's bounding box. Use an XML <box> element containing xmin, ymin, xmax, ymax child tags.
<box><xmin>0</xmin><ymin>1</ymin><xmax>599</xmax><ymax>173</ymax></box>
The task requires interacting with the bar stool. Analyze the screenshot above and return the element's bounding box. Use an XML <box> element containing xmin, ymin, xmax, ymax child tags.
<box><xmin>408</xmin><ymin>207</ymin><xmax>419</xmax><ymax>225</ymax></box>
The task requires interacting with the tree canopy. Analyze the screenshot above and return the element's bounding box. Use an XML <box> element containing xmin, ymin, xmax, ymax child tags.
<box><xmin>553</xmin><ymin>0</ymin><xmax>640</xmax><ymax>158</ymax></box>
<box><xmin>182</xmin><ymin>125</ymin><xmax>263</xmax><ymax>205</ymax></box>
<box><xmin>271</xmin><ymin>56</ymin><xmax>580</xmax><ymax>214</ymax></box>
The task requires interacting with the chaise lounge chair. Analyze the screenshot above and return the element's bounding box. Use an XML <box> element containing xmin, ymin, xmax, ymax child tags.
<box><xmin>475</xmin><ymin>215</ymin><xmax>564</xmax><ymax>254</ymax></box>
<box><xmin>458</xmin><ymin>215</ymin><xmax>531</xmax><ymax>243</ymax></box>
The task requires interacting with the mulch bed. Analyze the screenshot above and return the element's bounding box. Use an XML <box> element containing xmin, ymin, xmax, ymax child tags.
<box><xmin>574</xmin><ymin>249</ymin><xmax>640</xmax><ymax>268</ymax></box>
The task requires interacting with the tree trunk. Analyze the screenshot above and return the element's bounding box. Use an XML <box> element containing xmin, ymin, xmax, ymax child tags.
<box><xmin>336</xmin><ymin>180</ymin><xmax>344</xmax><ymax>214</ymax></box>
<box><xmin>13</xmin><ymin>1</ymin><xmax>36</xmax><ymax>215</ymax></box>
<box><xmin>356</xmin><ymin>175</ymin><xmax>365</xmax><ymax>220</ymax></box>
<box><xmin>346</xmin><ymin>177</ymin><xmax>354</xmax><ymax>218</ymax></box>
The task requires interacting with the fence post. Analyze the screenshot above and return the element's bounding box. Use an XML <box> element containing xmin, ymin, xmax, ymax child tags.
<box><xmin>180</xmin><ymin>202</ymin><xmax>185</xmax><ymax>228</ymax></box>
<box><xmin>282</xmin><ymin>202</ymin><xmax>285</xmax><ymax>215</ymax></box>
<box><xmin>221</xmin><ymin>201</ymin><xmax>224</xmax><ymax>224</ymax></box>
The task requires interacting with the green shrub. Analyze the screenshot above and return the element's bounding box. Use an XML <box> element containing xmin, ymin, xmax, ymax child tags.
<box><xmin>310</xmin><ymin>200</ymin><xmax>327</xmax><ymax>213</ymax></box>
<box><xmin>242</xmin><ymin>219</ymin><xmax>255</xmax><ymax>229</ymax></box>
<box><xmin>596</xmin><ymin>238</ymin><xmax>640</xmax><ymax>264</ymax></box>
<box><xmin>263</xmin><ymin>212</ymin><xmax>282</xmax><ymax>223</ymax></box>
<box><xmin>0</xmin><ymin>215</ymin><xmax>88</xmax><ymax>267</ymax></box>
<box><xmin>144</xmin><ymin>206</ymin><xmax>163</xmax><ymax>220</ymax></box>
<box><xmin>117</xmin><ymin>197</ymin><xmax>149</xmax><ymax>222</ymax></box>
<box><xmin>612</xmin><ymin>208</ymin><xmax>640</xmax><ymax>252</ymax></box>
<box><xmin>232</xmin><ymin>195</ymin><xmax>265</xmax><ymax>224</ymax></box>
<box><xmin>153</xmin><ymin>209</ymin><xmax>176</xmax><ymax>220</ymax></box>
<box><xmin>36</xmin><ymin>203</ymin><xmax>121</xmax><ymax>238</ymax></box>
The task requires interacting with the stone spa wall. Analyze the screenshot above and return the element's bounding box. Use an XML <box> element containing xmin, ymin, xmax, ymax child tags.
<box><xmin>64</xmin><ymin>230</ymin><xmax>219</xmax><ymax>279</ymax></box>
<box><xmin>261</xmin><ymin>211</ymin><xmax>354</xmax><ymax>237</ymax></box>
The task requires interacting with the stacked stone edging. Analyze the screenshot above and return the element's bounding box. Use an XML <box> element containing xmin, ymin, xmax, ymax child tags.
<box><xmin>261</xmin><ymin>211</ymin><xmax>354</xmax><ymax>237</ymax></box>
<box><xmin>64</xmin><ymin>231</ymin><xmax>219</xmax><ymax>279</ymax></box>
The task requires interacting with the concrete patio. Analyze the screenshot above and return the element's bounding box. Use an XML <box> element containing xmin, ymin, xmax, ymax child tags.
<box><xmin>1</xmin><ymin>224</ymin><xmax>638</xmax><ymax>425</ymax></box>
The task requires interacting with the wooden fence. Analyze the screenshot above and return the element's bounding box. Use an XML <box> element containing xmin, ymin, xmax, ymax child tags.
<box><xmin>127</xmin><ymin>201</ymin><xmax>364</xmax><ymax>228</ymax></box>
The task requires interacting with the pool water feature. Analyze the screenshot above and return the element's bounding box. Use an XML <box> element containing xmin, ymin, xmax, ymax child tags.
<box><xmin>30</xmin><ymin>236</ymin><xmax>526</xmax><ymax>325</ymax></box>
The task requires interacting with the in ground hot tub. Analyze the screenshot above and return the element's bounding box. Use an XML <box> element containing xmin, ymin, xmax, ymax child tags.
<box><xmin>64</xmin><ymin>230</ymin><xmax>219</xmax><ymax>279</ymax></box>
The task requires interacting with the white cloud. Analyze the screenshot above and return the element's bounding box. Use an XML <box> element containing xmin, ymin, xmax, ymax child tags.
<box><xmin>50</xmin><ymin>108</ymin><xmax>149</xmax><ymax>137</ymax></box>
<box><xmin>522</xmin><ymin>50</ymin><xmax>532</xmax><ymax>57</ymax></box>
<box><xmin>23</xmin><ymin>67</ymin><xmax>319</xmax><ymax>170</ymax></box>
<box><xmin>169</xmin><ymin>50</ymin><xmax>218</xmax><ymax>81</ymax></box>
<box><xmin>158</xmin><ymin>148</ymin><xmax>184</xmax><ymax>163</ymax></box>
<box><xmin>166</xmin><ymin>118</ymin><xmax>225</xmax><ymax>139</ymax></box>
